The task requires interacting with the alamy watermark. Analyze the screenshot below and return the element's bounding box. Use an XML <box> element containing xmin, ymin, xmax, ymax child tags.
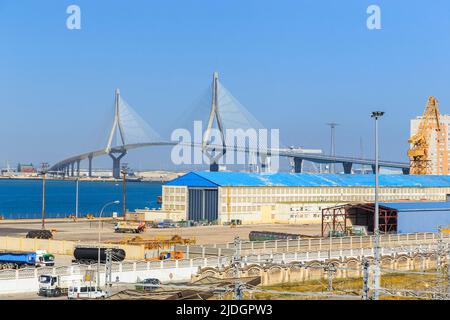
<box><xmin>367</xmin><ymin>4</ymin><xmax>382</xmax><ymax>30</ymax></box>
<box><xmin>170</xmin><ymin>121</ymin><xmax>280</xmax><ymax>172</ymax></box>
<box><xmin>66</xmin><ymin>4</ymin><xmax>81</xmax><ymax>30</ymax></box>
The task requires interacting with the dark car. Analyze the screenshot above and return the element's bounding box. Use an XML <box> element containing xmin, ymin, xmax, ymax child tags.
<box><xmin>157</xmin><ymin>219</ymin><xmax>176</xmax><ymax>228</ymax></box>
<box><xmin>135</xmin><ymin>278</ymin><xmax>161</xmax><ymax>292</ymax></box>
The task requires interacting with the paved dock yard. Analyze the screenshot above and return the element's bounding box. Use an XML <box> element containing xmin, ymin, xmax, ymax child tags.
<box><xmin>0</xmin><ymin>219</ymin><xmax>321</xmax><ymax>244</ymax></box>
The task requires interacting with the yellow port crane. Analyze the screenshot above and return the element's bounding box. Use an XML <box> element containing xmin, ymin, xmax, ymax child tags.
<box><xmin>407</xmin><ymin>96</ymin><xmax>447</xmax><ymax>175</ymax></box>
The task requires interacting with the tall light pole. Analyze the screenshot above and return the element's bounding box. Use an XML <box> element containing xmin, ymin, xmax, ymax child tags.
<box><xmin>40</xmin><ymin>162</ymin><xmax>49</xmax><ymax>230</ymax></box>
<box><xmin>75</xmin><ymin>178</ymin><xmax>79</xmax><ymax>219</ymax></box>
<box><xmin>326</xmin><ymin>123</ymin><xmax>339</xmax><ymax>173</ymax></box>
<box><xmin>121</xmin><ymin>164</ymin><xmax>128</xmax><ymax>217</ymax></box>
<box><xmin>97</xmin><ymin>200</ymin><xmax>119</xmax><ymax>288</ymax></box>
<box><xmin>371</xmin><ymin>111</ymin><xmax>384</xmax><ymax>300</ymax></box>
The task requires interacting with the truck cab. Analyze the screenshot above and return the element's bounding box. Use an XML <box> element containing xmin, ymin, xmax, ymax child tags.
<box><xmin>36</xmin><ymin>250</ymin><xmax>55</xmax><ymax>267</ymax></box>
<box><xmin>38</xmin><ymin>275</ymin><xmax>64</xmax><ymax>297</ymax></box>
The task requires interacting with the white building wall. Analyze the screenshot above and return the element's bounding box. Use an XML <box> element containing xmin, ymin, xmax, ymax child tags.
<box><xmin>216</xmin><ymin>186</ymin><xmax>450</xmax><ymax>224</ymax></box>
<box><xmin>162</xmin><ymin>184</ymin><xmax>450</xmax><ymax>225</ymax></box>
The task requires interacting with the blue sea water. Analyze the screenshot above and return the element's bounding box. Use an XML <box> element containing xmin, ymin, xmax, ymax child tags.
<box><xmin>0</xmin><ymin>179</ymin><xmax>162</xmax><ymax>219</ymax></box>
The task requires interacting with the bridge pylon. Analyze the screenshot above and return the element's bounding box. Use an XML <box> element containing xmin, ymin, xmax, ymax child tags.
<box><xmin>105</xmin><ymin>89</ymin><xmax>127</xmax><ymax>179</ymax></box>
<box><xmin>202</xmin><ymin>72</ymin><xmax>227</xmax><ymax>172</ymax></box>
<box><xmin>106</xmin><ymin>89</ymin><xmax>127</xmax><ymax>153</ymax></box>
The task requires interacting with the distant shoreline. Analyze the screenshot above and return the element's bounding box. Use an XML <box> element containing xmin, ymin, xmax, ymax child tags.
<box><xmin>0</xmin><ymin>176</ymin><xmax>172</xmax><ymax>183</ymax></box>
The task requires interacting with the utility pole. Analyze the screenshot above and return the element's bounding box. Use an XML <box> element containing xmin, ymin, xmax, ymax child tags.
<box><xmin>105</xmin><ymin>249</ymin><xmax>113</xmax><ymax>297</ymax></box>
<box><xmin>326</xmin><ymin>123</ymin><xmax>339</xmax><ymax>173</ymax></box>
<box><xmin>326</xmin><ymin>263</ymin><xmax>336</xmax><ymax>292</ymax></box>
<box><xmin>233</xmin><ymin>236</ymin><xmax>243</xmax><ymax>300</ymax></box>
<box><xmin>40</xmin><ymin>162</ymin><xmax>49</xmax><ymax>230</ymax></box>
<box><xmin>362</xmin><ymin>258</ymin><xmax>370</xmax><ymax>300</ymax></box>
<box><xmin>371</xmin><ymin>111</ymin><xmax>384</xmax><ymax>300</ymax></box>
<box><xmin>447</xmin><ymin>242</ymin><xmax>450</xmax><ymax>297</ymax></box>
<box><xmin>121</xmin><ymin>164</ymin><xmax>128</xmax><ymax>216</ymax></box>
<box><xmin>437</xmin><ymin>226</ymin><xmax>447</xmax><ymax>297</ymax></box>
<box><xmin>97</xmin><ymin>200</ymin><xmax>119</xmax><ymax>289</ymax></box>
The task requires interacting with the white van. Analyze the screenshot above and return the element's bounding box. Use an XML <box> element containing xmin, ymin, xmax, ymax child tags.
<box><xmin>67</xmin><ymin>284</ymin><xmax>107</xmax><ymax>300</ymax></box>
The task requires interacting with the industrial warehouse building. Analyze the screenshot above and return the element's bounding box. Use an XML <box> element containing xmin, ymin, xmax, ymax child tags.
<box><xmin>161</xmin><ymin>172</ymin><xmax>450</xmax><ymax>225</ymax></box>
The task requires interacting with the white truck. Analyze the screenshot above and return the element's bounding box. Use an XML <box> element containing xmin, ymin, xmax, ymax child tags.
<box><xmin>38</xmin><ymin>274</ymin><xmax>107</xmax><ymax>299</ymax></box>
<box><xmin>114</xmin><ymin>221</ymin><xmax>145</xmax><ymax>233</ymax></box>
<box><xmin>38</xmin><ymin>274</ymin><xmax>82</xmax><ymax>297</ymax></box>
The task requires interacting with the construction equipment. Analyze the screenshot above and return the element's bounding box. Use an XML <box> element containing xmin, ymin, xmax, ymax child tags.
<box><xmin>109</xmin><ymin>235</ymin><xmax>196</xmax><ymax>249</ymax></box>
<box><xmin>114</xmin><ymin>221</ymin><xmax>145</xmax><ymax>233</ymax></box>
<box><xmin>408</xmin><ymin>96</ymin><xmax>448</xmax><ymax>175</ymax></box>
<box><xmin>158</xmin><ymin>251</ymin><xmax>184</xmax><ymax>260</ymax></box>
<box><xmin>144</xmin><ymin>251</ymin><xmax>183</xmax><ymax>261</ymax></box>
<box><xmin>439</xmin><ymin>225</ymin><xmax>450</xmax><ymax>234</ymax></box>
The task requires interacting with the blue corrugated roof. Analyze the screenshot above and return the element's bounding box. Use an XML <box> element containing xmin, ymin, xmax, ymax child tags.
<box><xmin>166</xmin><ymin>172</ymin><xmax>450</xmax><ymax>187</ymax></box>
<box><xmin>165</xmin><ymin>172</ymin><xmax>219</xmax><ymax>187</ymax></box>
<box><xmin>380</xmin><ymin>202</ymin><xmax>450</xmax><ymax>211</ymax></box>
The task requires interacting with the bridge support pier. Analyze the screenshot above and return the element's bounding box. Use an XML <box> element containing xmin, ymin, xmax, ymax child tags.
<box><xmin>70</xmin><ymin>163</ymin><xmax>74</xmax><ymax>177</ymax></box>
<box><xmin>109</xmin><ymin>151</ymin><xmax>126</xmax><ymax>179</ymax></box>
<box><xmin>293</xmin><ymin>157</ymin><xmax>303</xmax><ymax>173</ymax></box>
<box><xmin>88</xmin><ymin>155</ymin><xmax>93</xmax><ymax>177</ymax></box>
<box><xmin>210</xmin><ymin>162</ymin><xmax>219</xmax><ymax>172</ymax></box>
<box><xmin>260</xmin><ymin>155</ymin><xmax>271</xmax><ymax>173</ymax></box>
<box><xmin>76</xmin><ymin>160</ymin><xmax>80</xmax><ymax>177</ymax></box>
<box><xmin>371</xmin><ymin>165</ymin><xmax>380</xmax><ymax>174</ymax></box>
<box><xmin>343</xmin><ymin>162</ymin><xmax>353</xmax><ymax>174</ymax></box>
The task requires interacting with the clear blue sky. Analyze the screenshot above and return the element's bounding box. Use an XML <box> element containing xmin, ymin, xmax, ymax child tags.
<box><xmin>1</xmin><ymin>0</ymin><xmax>450</xmax><ymax>170</ymax></box>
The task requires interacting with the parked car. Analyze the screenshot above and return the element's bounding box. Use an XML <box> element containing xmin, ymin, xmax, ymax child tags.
<box><xmin>67</xmin><ymin>284</ymin><xmax>107</xmax><ymax>299</ymax></box>
<box><xmin>157</xmin><ymin>219</ymin><xmax>176</xmax><ymax>228</ymax></box>
<box><xmin>135</xmin><ymin>278</ymin><xmax>161</xmax><ymax>292</ymax></box>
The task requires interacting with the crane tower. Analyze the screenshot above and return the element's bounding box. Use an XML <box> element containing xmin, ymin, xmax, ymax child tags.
<box><xmin>407</xmin><ymin>96</ymin><xmax>448</xmax><ymax>175</ymax></box>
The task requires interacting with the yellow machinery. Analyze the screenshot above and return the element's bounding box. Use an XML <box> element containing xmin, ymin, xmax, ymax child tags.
<box><xmin>407</xmin><ymin>96</ymin><xmax>447</xmax><ymax>175</ymax></box>
<box><xmin>109</xmin><ymin>235</ymin><xmax>196</xmax><ymax>249</ymax></box>
<box><xmin>440</xmin><ymin>225</ymin><xmax>450</xmax><ymax>234</ymax></box>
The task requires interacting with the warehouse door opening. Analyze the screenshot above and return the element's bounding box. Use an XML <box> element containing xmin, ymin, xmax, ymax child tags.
<box><xmin>188</xmin><ymin>188</ymin><xmax>218</xmax><ymax>222</ymax></box>
<box><xmin>322</xmin><ymin>203</ymin><xmax>398</xmax><ymax>237</ymax></box>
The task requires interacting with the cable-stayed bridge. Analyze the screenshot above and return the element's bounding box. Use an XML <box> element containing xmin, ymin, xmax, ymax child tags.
<box><xmin>49</xmin><ymin>73</ymin><xmax>410</xmax><ymax>178</ymax></box>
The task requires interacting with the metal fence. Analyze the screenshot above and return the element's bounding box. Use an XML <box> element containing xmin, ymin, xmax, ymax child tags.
<box><xmin>0</xmin><ymin>242</ymin><xmax>441</xmax><ymax>282</ymax></box>
<box><xmin>213</xmin><ymin>232</ymin><xmax>450</xmax><ymax>254</ymax></box>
